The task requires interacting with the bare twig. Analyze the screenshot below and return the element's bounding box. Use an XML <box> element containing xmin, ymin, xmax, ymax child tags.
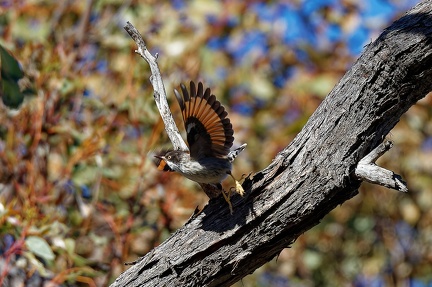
<box><xmin>355</xmin><ymin>141</ymin><xmax>408</xmax><ymax>192</ymax></box>
<box><xmin>123</xmin><ymin>21</ymin><xmax>189</xmax><ymax>152</ymax></box>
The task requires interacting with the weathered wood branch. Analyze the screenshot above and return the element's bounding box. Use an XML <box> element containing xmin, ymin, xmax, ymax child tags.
<box><xmin>355</xmin><ymin>140</ymin><xmax>408</xmax><ymax>192</ymax></box>
<box><xmin>124</xmin><ymin>22</ymin><xmax>188</xmax><ymax>152</ymax></box>
<box><xmin>113</xmin><ymin>1</ymin><xmax>432</xmax><ymax>286</ymax></box>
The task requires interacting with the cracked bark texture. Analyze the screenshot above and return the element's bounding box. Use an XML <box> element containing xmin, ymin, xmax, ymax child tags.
<box><xmin>111</xmin><ymin>1</ymin><xmax>432</xmax><ymax>286</ymax></box>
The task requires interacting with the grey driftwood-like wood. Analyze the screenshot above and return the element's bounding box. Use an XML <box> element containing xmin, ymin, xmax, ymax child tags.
<box><xmin>113</xmin><ymin>1</ymin><xmax>432</xmax><ymax>286</ymax></box>
<box><xmin>355</xmin><ymin>141</ymin><xmax>408</xmax><ymax>192</ymax></box>
<box><xmin>124</xmin><ymin>22</ymin><xmax>189</xmax><ymax>152</ymax></box>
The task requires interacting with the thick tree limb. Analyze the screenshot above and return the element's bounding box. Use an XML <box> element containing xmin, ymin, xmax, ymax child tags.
<box><xmin>113</xmin><ymin>1</ymin><xmax>432</xmax><ymax>286</ymax></box>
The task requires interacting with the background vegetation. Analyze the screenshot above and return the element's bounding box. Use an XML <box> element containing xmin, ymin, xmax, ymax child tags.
<box><xmin>1</xmin><ymin>0</ymin><xmax>431</xmax><ymax>286</ymax></box>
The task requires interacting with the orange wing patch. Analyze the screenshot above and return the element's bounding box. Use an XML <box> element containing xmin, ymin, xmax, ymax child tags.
<box><xmin>174</xmin><ymin>81</ymin><xmax>234</xmax><ymax>159</ymax></box>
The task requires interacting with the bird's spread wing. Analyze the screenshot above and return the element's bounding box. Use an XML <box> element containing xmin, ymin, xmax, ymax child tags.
<box><xmin>174</xmin><ymin>81</ymin><xmax>234</xmax><ymax>159</ymax></box>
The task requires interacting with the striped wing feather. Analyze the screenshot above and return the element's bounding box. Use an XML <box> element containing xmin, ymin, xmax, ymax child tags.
<box><xmin>174</xmin><ymin>81</ymin><xmax>234</xmax><ymax>159</ymax></box>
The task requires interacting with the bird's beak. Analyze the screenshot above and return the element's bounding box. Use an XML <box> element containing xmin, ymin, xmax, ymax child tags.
<box><xmin>154</xmin><ymin>155</ymin><xmax>170</xmax><ymax>171</ymax></box>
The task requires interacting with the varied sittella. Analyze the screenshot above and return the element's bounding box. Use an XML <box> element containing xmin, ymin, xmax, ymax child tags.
<box><xmin>154</xmin><ymin>81</ymin><xmax>246</xmax><ymax>213</ymax></box>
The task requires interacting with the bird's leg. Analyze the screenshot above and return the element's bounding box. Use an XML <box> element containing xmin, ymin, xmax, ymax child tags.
<box><xmin>218</xmin><ymin>172</ymin><xmax>245</xmax><ymax>214</ymax></box>
<box><xmin>220</xmin><ymin>188</ymin><xmax>233</xmax><ymax>214</ymax></box>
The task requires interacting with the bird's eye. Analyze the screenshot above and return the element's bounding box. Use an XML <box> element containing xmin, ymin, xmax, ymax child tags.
<box><xmin>167</xmin><ymin>156</ymin><xmax>171</xmax><ymax>160</ymax></box>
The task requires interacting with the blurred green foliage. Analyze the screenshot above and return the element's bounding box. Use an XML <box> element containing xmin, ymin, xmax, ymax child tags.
<box><xmin>1</xmin><ymin>44</ymin><xmax>25</xmax><ymax>108</ymax></box>
<box><xmin>0</xmin><ymin>1</ymin><xmax>431</xmax><ymax>286</ymax></box>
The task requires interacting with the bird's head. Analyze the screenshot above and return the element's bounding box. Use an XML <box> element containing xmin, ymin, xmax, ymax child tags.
<box><xmin>154</xmin><ymin>150</ymin><xmax>188</xmax><ymax>172</ymax></box>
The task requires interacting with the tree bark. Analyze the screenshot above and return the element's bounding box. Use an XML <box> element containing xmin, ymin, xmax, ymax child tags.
<box><xmin>111</xmin><ymin>1</ymin><xmax>432</xmax><ymax>286</ymax></box>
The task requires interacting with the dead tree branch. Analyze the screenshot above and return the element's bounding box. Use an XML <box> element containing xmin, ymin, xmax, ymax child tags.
<box><xmin>355</xmin><ymin>140</ymin><xmax>408</xmax><ymax>192</ymax></box>
<box><xmin>124</xmin><ymin>22</ymin><xmax>188</xmax><ymax>152</ymax></box>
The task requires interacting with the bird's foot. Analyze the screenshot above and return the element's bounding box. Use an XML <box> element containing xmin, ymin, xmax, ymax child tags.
<box><xmin>229</xmin><ymin>173</ymin><xmax>245</xmax><ymax>196</ymax></box>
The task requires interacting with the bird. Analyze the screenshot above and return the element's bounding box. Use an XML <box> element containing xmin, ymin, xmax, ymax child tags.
<box><xmin>154</xmin><ymin>81</ymin><xmax>246</xmax><ymax>213</ymax></box>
